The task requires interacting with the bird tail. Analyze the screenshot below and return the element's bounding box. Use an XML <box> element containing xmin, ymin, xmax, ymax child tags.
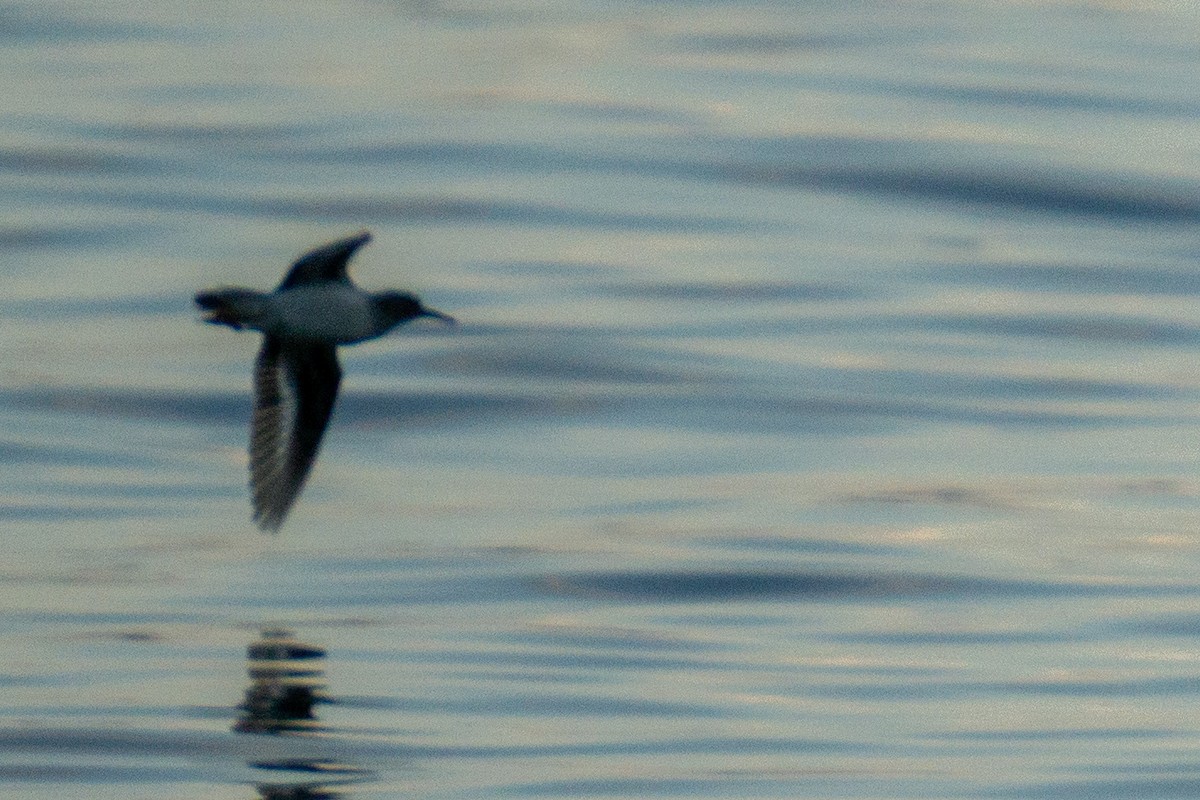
<box><xmin>195</xmin><ymin>289</ymin><xmax>268</xmax><ymax>331</ymax></box>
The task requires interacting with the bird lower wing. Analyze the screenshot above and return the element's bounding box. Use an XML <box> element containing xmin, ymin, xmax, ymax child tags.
<box><xmin>250</xmin><ymin>337</ymin><xmax>342</xmax><ymax>531</ymax></box>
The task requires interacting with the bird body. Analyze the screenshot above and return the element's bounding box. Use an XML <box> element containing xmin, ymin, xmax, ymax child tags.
<box><xmin>268</xmin><ymin>284</ymin><xmax>378</xmax><ymax>342</ymax></box>
<box><xmin>196</xmin><ymin>231</ymin><xmax>453</xmax><ymax>531</ymax></box>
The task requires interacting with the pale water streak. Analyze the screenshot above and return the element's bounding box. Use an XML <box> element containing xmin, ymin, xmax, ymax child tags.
<box><xmin>3</xmin><ymin>1</ymin><xmax>1200</xmax><ymax>798</ymax></box>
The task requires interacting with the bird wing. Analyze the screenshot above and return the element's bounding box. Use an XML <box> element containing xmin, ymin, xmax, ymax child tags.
<box><xmin>250</xmin><ymin>337</ymin><xmax>342</xmax><ymax>531</ymax></box>
<box><xmin>277</xmin><ymin>231</ymin><xmax>372</xmax><ymax>290</ymax></box>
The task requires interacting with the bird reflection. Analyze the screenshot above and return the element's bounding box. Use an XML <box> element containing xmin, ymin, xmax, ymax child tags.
<box><xmin>237</xmin><ymin>627</ymin><xmax>327</xmax><ymax>734</ymax></box>
<box><xmin>255</xmin><ymin>783</ymin><xmax>340</xmax><ymax>800</ymax></box>
<box><xmin>235</xmin><ymin>628</ymin><xmax>371</xmax><ymax>798</ymax></box>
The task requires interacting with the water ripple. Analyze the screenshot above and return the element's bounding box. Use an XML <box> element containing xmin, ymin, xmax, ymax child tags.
<box><xmin>242</xmin><ymin>136</ymin><xmax>1200</xmax><ymax>223</ymax></box>
<box><xmin>536</xmin><ymin>569</ymin><xmax>1175</xmax><ymax>603</ymax></box>
<box><xmin>36</xmin><ymin>187</ymin><xmax>759</xmax><ymax>232</ymax></box>
<box><xmin>0</xmin><ymin>7</ymin><xmax>179</xmax><ymax>44</ymax></box>
<box><xmin>926</xmin><ymin>262</ymin><xmax>1200</xmax><ymax>298</ymax></box>
<box><xmin>994</xmin><ymin>776</ymin><xmax>1200</xmax><ymax>799</ymax></box>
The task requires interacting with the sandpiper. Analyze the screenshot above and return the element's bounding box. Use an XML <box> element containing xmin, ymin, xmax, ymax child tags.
<box><xmin>196</xmin><ymin>231</ymin><xmax>454</xmax><ymax>531</ymax></box>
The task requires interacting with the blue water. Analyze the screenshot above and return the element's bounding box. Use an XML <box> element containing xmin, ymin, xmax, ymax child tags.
<box><xmin>4</xmin><ymin>1</ymin><xmax>1200</xmax><ymax>797</ymax></box>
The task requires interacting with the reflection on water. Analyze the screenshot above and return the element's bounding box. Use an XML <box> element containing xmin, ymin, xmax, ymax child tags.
<box><xmin>236</xmin><ymin>628</ymin><xmax>327</xmax><ymax>735</ymax></box>
<box><xmin>236</xmin><ymin>629</ymin><xmax>371</xmax><ymax>799</ymax></box>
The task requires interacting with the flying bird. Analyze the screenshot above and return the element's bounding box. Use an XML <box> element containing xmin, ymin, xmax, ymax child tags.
<box><xmin>195</xmin><ymin>231</ymin><xmax>454</xmax><ymax>531</ymax></box>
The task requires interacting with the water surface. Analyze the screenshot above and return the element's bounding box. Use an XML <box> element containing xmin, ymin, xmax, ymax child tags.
<box><xmin>4</xmin><ymin>1</ymin><xmax>1200</xmax><ymax>797</ymax></box>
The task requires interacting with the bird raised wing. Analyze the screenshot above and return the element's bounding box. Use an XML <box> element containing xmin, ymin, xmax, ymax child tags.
<box><xmin>277</xmin><ymin>231</ymin><xmax>372</xmax><ymax>291</ymax></box>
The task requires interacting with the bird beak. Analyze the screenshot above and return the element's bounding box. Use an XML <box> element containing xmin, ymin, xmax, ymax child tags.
<box><xmin>420</xmin><ymin>306</ymin><xmax>457</xmax><ymax>325</ymax></box>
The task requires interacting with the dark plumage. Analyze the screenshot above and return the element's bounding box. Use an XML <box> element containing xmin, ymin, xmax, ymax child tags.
<box><xmin>196</xmin><ymin>231</ymin><xmax>454</xmax><ymax>531</ymax></box>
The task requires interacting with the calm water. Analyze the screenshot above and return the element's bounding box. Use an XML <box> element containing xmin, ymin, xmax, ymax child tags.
<box><xmin>4</xmin><ymin>1</ymin><xmax>1200</xmax><ymax>797</ymax></box>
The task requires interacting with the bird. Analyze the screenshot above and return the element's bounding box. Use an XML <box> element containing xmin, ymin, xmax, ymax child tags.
<box><xmin>195</xmin><ymin>231</ymin><xmax>454</xmax><ymax>531</ymax></box>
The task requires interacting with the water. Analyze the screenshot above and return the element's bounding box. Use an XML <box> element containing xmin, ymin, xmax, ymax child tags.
<box><xmin>3</xmin><ymin>0</ymin><xmax>1200</xmax><ymax>797</ymax></box>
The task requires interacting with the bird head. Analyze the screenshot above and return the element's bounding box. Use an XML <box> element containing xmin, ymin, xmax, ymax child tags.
<box><xmin>375</xmin><ymin>292</ymin><xmax>456</xmax><ymax>330</ymax></box>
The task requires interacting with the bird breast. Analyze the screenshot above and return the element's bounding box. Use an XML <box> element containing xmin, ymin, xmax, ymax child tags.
<box><xmin>268</xmin><ymin>285</ymin><xmax>378</xmax><ymax>344</ymax></box>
